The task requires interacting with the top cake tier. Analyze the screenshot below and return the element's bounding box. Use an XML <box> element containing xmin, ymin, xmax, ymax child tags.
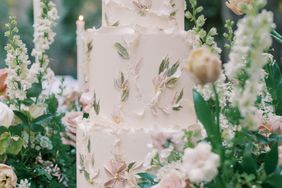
<box><xmin>102</xmin><ymin>0</ymin><xmax>185</xmax><ymax>30</ymax></box>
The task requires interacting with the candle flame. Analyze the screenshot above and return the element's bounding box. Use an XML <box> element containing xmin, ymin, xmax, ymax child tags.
<box><xmin>78</xmin><ymin>15</ymin><xmax>84</xmax><ymax>21</ymax></box>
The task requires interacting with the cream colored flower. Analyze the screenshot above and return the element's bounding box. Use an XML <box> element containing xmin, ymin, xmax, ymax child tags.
<box><xmin>0</xmin><ymin>102</ymin><xmax>14</xmax><ymax>128</ymax></box>
<box><xmin>226</xmin><ymin>0</ymin><xmax>252</xmax><ymax>15</ymax></box>
<box><xmin>186</xmin><ymin>47</ymin><xmax>221</xmax><ymax>85</ymax></box>
<box><xmin>29</xmin><ymin>104</ymin><xmax>45</xmax><ymax>119</ymax></box>
<box><xmin>0</xmin><ymin>164</ymin><xmax>17</xmax><ymax>188</ymax></box>
<box><xmin>182</xmin><ymin>142</ymin><xmax>220</xmax><ymax>183</ymax></box>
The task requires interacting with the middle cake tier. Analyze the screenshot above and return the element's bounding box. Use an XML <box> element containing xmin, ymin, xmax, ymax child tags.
<box><xmin>85</xmin><ymin>26</ymin><xmax>197</xmax><ymax>129</ymax></box>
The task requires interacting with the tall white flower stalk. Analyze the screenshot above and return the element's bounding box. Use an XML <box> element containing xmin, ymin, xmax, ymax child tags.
<box><xmin>32</xmin><ymin>0</ymin><xmax>58</xmax><ymax>85</ymax></box>
<box><xmin>225</xmin><ymin>6</ymin><xmax>274</xmax><ymax>129</ymax></box>
<box><xmin>4</xmin><ymin>17</ymin><xmax>36</xmax><ymax>107</ymax></box>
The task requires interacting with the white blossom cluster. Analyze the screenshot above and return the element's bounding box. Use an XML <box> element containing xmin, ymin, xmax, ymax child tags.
<box><xmin>224</xmin><ymin>10</ymin><xmax>274</xmax><ymax>129</ymax></box>
<box><xmin>4</xmin><ymin>17</ymin><xmax>36</xmax><ymax>101</ymax></box>
<box><xmin>16</xmin><ymin>179</ymin><xmax>31</xmax><ymax>188</ymax></box>
<box><xmin>32</xmin><ymin>0</ymin><xmax>58</xmax><ymax>82</ymax></box>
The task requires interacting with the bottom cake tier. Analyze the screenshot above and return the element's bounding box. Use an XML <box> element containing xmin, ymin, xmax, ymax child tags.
<box><xmin>76</xmin><ymin>118</ymin><xmax>197</xmax><ymax>188</ymax></box>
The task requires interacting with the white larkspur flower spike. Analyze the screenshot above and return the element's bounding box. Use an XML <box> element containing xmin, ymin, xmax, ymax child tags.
<box><xmin>182</xmin><ymin>142</ymin><xmax>220</xmax><ymax>183</ymax></box>
<box><xmin>4</xmin><ymin>17</ymin><xmax>35</xmax><ymax>102</ymax></box>
<box><xmin>224</xmin><ymin>10</ymin><xmax>274</xmax><ymax>129</ymax></box>
<box><xmin>32</xmin><ymin>0</ymin><xmax>58</xmax><ymax>83</ymax></box>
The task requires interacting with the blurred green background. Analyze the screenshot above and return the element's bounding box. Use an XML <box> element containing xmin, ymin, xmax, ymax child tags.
<box><xmin>0</xmin><ymin>0</ymin><xmax>282</xmax><ymax>77</ymax></box>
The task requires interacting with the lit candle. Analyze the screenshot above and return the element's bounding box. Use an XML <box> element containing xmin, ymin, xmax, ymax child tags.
<box><xmin>76</xmin><ymin>15</ymin><xmax>86</xmax><ymax>88</ymax></box>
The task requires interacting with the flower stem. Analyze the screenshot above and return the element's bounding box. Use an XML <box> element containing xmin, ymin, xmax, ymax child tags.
<box><xmin>212</xmin><ymin>84</ymin><xmax>220</xmax><ymax>132</ymax></box>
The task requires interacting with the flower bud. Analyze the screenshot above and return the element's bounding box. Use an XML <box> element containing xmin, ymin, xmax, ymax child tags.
<box><xmin>186</xmin><ymin>47</ymin><xmax>221</xmax><ymax>85</ymax></box>
<box><xmin>226</xmin><ymin>0</ymin><xmax>253</xmax><ymax>15</ymax></box>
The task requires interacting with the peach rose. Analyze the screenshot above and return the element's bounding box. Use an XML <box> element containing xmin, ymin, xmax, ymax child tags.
<box><xmin>0</xmin><ymin>69</ymin><xmax>8</xmax><ymax>96</ymax></box>
<box><xmin>0</xmin><ymin>164</ymin><xmax>17</xmax><ymax>188</ymax></box>
<box><xmin>226</xmin><ymin>0</ymin><xmax>252</xmax><ymax>15</ymax></box>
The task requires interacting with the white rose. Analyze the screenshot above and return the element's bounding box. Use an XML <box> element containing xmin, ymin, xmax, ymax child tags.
<box><xmin>0</xmin><ymin>102</ymin><xmax>14</xmax><ymax>128</ymax></box>
<box><xmin>182</xmin><ymin>142</ymin><xmax>220</xmax><ymax>183</ymax></box>
<box><xmin>0</xmin><ymin>164</ymin><xmax>17</xmax><ymax>188</ymax></box>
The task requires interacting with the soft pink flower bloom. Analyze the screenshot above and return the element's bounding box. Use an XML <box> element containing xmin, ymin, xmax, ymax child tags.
<box><xmin>151</xmin><ymin>132</ymin><xmax>168</xmax><ymax>150</ymax></box>
<box><xmin>80</xmin><ymin>92</ymin><xmax>93</xmax><ymax>113</ymax></box>
<box><xmin>270</xmin><ymin>115</ymin><xmax>282</xmax><ymax>134</ymax></box>
<box><xmin>152</xmin><ymin>171</ymin><xmax>186</xmax><ymax>188</ymax></box>
<box><xmin>104</xmin><ymin>159</ymin><xmax>127</xmax><ymax>188</ymax></box>
<box><xmin>61</xmin><ymin>111</ymin><xmax>83</xmax><ymax>147</ymax></box>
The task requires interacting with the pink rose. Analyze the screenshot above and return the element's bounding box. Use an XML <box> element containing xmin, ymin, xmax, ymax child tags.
<box><xmin>270</xmin><ymin>115</ymin><xmax>282</xmax><ymax>134</ymax></box>
<box><xmin>61</xmin><ymin>111</ymin><xmax>83</xmax><ymax>147</ymax></box>
<box><xmin>152</xmin><ymin>171</ymin><xmax>186</xmax><ymax>188</ymax></box>
<box><xmin>0</xmin><ymin>69</ymin><xmax>8</xmax><ymax>96</ymax></box>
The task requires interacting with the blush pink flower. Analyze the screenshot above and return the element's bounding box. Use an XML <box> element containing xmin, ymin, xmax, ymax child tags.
<box><xmin>104</xmin><ymin>159</ymin><xmax>127</xmax><ymax>188</ymax></box>
<box><xmin>61</xmin><ymin>111</ymin><xmax>83</xmax><ymax>147</ymax></box>
<box><xmin>152</xmin><ymin>170</ymin><xmax>186</xmax><ymax>188</ymax></box>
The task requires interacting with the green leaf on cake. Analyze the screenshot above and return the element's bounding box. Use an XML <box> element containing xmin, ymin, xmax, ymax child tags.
<box><xmin>93</xmin><ymin>92</ymin><xmax>100</xmax><ymax>115</ymax></box>
<box><xmin>159</xmin><ymin>57</ymin><xmax>170</xmax><ymax>74</ymax></box>
<box><xmin>114</xmin><ymin>42</ymin><xmax>129</xmax><ymax>60</ymax></box>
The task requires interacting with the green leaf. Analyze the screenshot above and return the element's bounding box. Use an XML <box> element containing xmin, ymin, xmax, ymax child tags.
<box><xmin>192</xmin><ymin>89</ymin><xmax>220</xmax><ymax>151</ymax></box>
<box><xmin>45</xmin><ymin>94</ymin><xmax>58</xmax><ymax>114</ymax></box>
<box><xmin>264</xmin><ymin>142</ymin><xmax>278</xmax><ymax>174</ymax></box>
<box><xmin>114</xmin><ymin>42</ymin><xmax>129</xmax><ymax>60</ymax></box>
<box><xmin>31</xmin><ymin>123</ymin><xmax>45</xmax><ymax>132</ymax></box>
<box><xmin>265</xmin><ymin>174</ymin><xmax>282</xmax><ymax>188</ymax></box>
<box><xmin>27</xmin><ymin>83</ymin><xmax>42</xmax><ymax>98</ymax></box>
<box><xmin>32</xmin><ymin>114</ymin><xmax>52</xmax><ymax>125</ymax></box>
<box><xmin>137</xmin><ymin>173</ymin><xmax>156</xmax><ymax>182</ymax></box>
<box><xmin>13</xmin><ymin>110</ymin><xmax>29</xmax><ymax>124</ymax></box>
<box><xmin>6</xmin><ymin>136</ymin><xmax>24</xmax><ymax>155</ymax></box>
<box><xmin>241</xmin><ymin>153</ymin><xmax>257</xmax><ymax>174</ymax></box>
<box><xmin>0</xmin><ymin>132</ymin><xmax>10</xmax><ymax>155</ymax></box>
<box><xmin>167</xmin><ymin>61</ymin><xmax>179</xmax><ymax>77</ymax></box>
<box><xmin>159</xmin><ymin>57</ymin><xmax>170</xmax><ymax>74</ymax></box>
<box><xmin>128</xmin><ymin>162</ymin><xmax>136</xmax><ymax>171</ymax></box>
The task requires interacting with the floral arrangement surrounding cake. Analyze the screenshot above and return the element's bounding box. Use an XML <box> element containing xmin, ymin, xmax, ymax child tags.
<box><xmin>0</xmin><ymin>0</ymin><xmax>282</xmax><ymax>187</ymax></box>
<box><xmin>0</xmin><ymin>0</ymin><xmax>77</xmax><ymax>187</ymax></box>
<box><xmin>76</xmin><ymin>0</ymin><xmax>282</xmax><ymax>188</ymax></box>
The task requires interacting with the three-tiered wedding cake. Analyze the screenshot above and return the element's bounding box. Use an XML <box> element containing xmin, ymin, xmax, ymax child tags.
<box><xmin>77</xmin><ymin>0</ymin><xmax>197</xmax><ymax>187</ymax></box>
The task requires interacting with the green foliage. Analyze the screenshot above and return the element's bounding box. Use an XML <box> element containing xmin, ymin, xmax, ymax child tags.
<box><xmin>137</xmin><ymin>173</ymin><xmax>158</xmax><ymax>188</ymax></box>
<box><xmin>223</xmin><ymin>19</ymin><xmax>235</xmax><ymax>49</ymax></box>
<box><xmin>193</xmin><ymin>89</ymin><xmax>222</xmax><ymax>154</ymax></box>
<box><xmin>264</xmin><ymin>59</ymin><xmax>282</xmax><ymax>115</ymax></box>
<box><xmin>185</xmin><ymin>0</ymin><xmax>220</xmax><ymax>53</ymax></box>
